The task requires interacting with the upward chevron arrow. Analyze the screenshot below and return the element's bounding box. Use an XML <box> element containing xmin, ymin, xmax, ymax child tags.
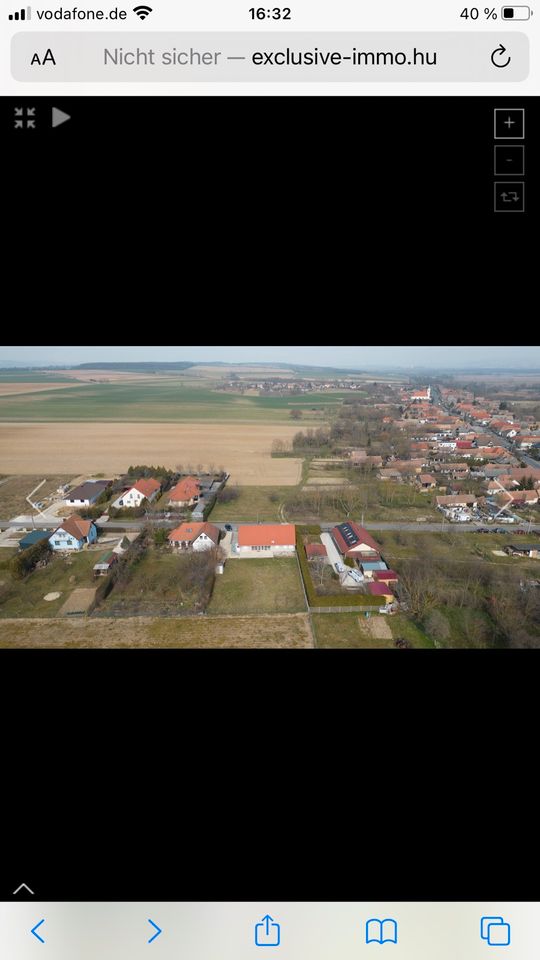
<box><xmin>13</xmin><ymin>883</ymin><xmax>35</xmax><ymax>895</ymax></box>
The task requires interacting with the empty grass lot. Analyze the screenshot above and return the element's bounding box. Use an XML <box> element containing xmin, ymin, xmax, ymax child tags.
<box><xmin>0</xmin><ymin>551</ymin><xmax>98</xmax><ymax>618</ymax></box>
<box><xmin>210</xmin><ymin>487</ymin><xmax>291</xmax><ymax>522</ymax></box>
<box><xmin>208</xmin><ymin>558</ymin><xmax>306</xmax><ymax>615</ymax></box>
<box><xmin>0</xmin><ymin>474</ymin><xmax>73</xmax><ymax>518</ymax></box>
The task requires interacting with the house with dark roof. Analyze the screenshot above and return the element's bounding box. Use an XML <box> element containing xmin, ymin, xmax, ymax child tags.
<box><xmin>505</xmin><ymin>544</ymin><xmax>540</xmax><ymax>559</ymax></box>
<box><xmin>18</xmin><ymin>530</ymin><xmax>52</xmax><ymax>550</ymax></box>
<box><xmin>49</xmin><ymin>516</ymin><xmax>97</xmax><ymax>551</ymax></box>
<box><xmin>64</xmin><ymin>480</ymin><xmax>110</xmax><ymax>506</ymax></box>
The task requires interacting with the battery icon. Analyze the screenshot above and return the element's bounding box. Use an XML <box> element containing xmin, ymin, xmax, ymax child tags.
<box><xmin>501</xmin><ymin>5</ymin><xmax>531</xmax><ymax>17</ymax></box>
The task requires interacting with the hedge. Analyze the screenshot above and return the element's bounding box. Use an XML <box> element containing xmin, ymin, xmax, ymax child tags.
<box><xmin>202</xmin><ymin>496</ymin><xmax>217</xmax><ymax>520</ymax></box>
<box><xmin>9</xmin><ymin>538</ymin><xmax>51</xmax><ymax>580</ymax></box>
<box><xmin>295</xmin><ymin>531</ymin><xmax>378</xmax><ymax>608</ymax></box>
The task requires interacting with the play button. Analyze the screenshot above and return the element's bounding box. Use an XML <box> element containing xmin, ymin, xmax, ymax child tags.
<box><xmin>52</xmin><ymin>107</ymin><xmax>71</xmax><ymax>127</ymax></box>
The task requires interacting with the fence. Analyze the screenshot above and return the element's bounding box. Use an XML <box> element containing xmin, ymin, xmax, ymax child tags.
<box><xmin>309</xmin><ymin>604</ymin><xmax>386</xmax><ymax>614</ymax></box>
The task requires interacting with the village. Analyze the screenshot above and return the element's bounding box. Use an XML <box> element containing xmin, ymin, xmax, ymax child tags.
<box><xmin>2</xmin><ymin>369</ymin><xmax>540</xmax><ymax>645</ymax></box>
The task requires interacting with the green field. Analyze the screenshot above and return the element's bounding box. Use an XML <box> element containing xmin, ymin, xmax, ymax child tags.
<box><xmin>0</xmin><ymin>381</ymin><xmax>345</xmax><ymax>422</ymax></box>
<box><xmin>0</xmin><ymin>550</ymin><xmax>97</xmax><ymax>618</ymax></box>
<box><xmin>208</xmin><ymin>558</ymin><xmax>306</xmax><ymax>615</ymax></box>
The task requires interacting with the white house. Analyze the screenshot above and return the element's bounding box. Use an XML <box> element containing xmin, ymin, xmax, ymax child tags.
<box><xmin>111</xmin><ymin>477</ymin><xmax>161</xmax><ymax>509</ymax></box>
<box><xmin>49</xmin><ymin>516</ymin><xmax>98</xmax><ymax>552</ymax></box>
<box><xmin>168</xmin><ymin>522</ymin><xmax>220</xmax><ymax>551</ymax></box>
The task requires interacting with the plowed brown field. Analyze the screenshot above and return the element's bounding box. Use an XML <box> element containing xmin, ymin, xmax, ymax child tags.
<box><xmin>0</xmin><ymin>422</ymin><xmax>302</xmax><ymax>485</ymax></box>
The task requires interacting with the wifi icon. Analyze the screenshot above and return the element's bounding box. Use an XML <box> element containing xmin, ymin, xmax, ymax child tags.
<box><xmin>133</xmin><ymin>4</ymin><xmax>152</xmax><ymax>17</ymax></box>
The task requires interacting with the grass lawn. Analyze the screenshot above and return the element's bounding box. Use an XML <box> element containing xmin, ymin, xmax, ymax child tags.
<box><xmin>210</xmin><ymin>487</ymin><xmax>291</xmax><ymax>522</ymax></box>
<box><xmin>209</xmin><ymin>558</ymin><xmax>306</xmax><ymax>615</ymax></box>
<box><xmin>0</xmin><ymin>550</ymin><xmax>98</xmax><ymax>618</ymax></box>
<box><xmin>311</xmin><ymin>612</ymin><xmax>396</xmax><ymax>648</ymax></box>
<box><xmin>388</xmin><ymin>614</ymin><xmax>436</xmax><ymax>648</ymax></box>
<box><xmin>312</xmin><ymin>612</ymin><xmax>436</xmax><ymax>648</ymax></box>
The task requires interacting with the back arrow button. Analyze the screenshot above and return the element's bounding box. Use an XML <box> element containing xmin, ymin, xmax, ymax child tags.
<box><xmin>31</xmin><ymin>920</ymin><xmax>45</xmax><ymax>943</ymax></box>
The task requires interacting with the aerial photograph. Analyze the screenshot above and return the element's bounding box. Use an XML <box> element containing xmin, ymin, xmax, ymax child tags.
<box><xmin>1</xmin><ymin>344</ymin><xmax>539</xmax><ymax>648</ymax></box>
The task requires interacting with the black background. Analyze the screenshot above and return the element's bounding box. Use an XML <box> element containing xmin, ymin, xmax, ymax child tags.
<box><xmin>5</xmin><ymin>95</ymin><xmax>537</xmax><ymax>223</ymax></box>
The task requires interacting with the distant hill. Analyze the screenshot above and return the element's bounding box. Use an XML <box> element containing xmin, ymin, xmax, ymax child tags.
<box><xmin>77</xmin><ymin>362</ymin><xmax>196</xmax><ymax>372</ymax></box>
<box><xmin>75</xmin><ymin>361</ymin><xmax>366</xmax><ymax>376</ymax></box>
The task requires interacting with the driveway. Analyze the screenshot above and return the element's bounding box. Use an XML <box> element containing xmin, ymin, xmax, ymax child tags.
<box><xmin>220</xmin><ymin>529</ymin><xmax>233</xmax><ymax>559</ymax></box>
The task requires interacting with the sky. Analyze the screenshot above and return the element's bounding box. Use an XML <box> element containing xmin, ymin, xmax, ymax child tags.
<box><xmin>1</xmin><ymin>346</ymin><xmax>540</xmax><ymax>368</ymax></box>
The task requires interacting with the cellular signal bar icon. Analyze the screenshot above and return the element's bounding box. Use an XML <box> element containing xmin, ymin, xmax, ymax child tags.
<box><xmin>9</xmin><ymin>5</ymin><xmax>31</xmax><ymax>18</ymax></box>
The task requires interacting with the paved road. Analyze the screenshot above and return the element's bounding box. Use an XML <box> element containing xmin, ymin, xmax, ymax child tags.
<box><xmin>2</xmin><ymin>517</ymin><xmax>540</xmax><ymax>535</ymax></box>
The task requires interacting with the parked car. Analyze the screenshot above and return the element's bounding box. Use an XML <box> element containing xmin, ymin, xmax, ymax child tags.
<box><xmin>476</xmin><ymin>528</ymin><xmax>489</xmax><ymax>534</ymax></box>
<box><xmin>225</xmin><ymin>524</ymin><xmax>233</xmax><ymax>532</ymax></box>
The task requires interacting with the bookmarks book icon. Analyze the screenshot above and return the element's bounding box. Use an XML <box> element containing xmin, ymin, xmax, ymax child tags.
<box><xmin>366</xmin><ymin>919</ymin><xmax>398</xmax><ymax>944</ymax></box>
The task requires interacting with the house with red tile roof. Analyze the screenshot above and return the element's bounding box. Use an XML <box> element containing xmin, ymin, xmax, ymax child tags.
<box><xmin>237</xmin><ymin>524</ymin><xmax>296</xmax><ymax>556</ymax></box>
<box><xmin>418</xmin><ymin>474</ymin><xmax>437</xmax><ymax>489</ymax></box>
<box><xmin>372</xmin><ymin>569</ymin><xmax>399</xmax><ymax>583</ymax></box>
<box><xmin>111</xmin><ymin>477</ymin><xmax>161</xmax><ymax>509</ymax></box>
<box><xmin>330</xmin><ymin>522</ymin><xmax>380</xmax><ymax>558</ymax></box>
<box><xmin>367</xmin><ymin>582</ymin><xmax>395</xmax><ymax>603</ymax></box>
<box><xmin>168</xmin><ymin>476</ymin><xmax>201</xmax><ymax>507</ymax></box>
<box><xmin>168</xmin><ymin>522</ymin><xmax>220</xmax><ymax>551</ymax></box>
<box><xmin>305</xmin><ymin>543</ymin><xmax>327</xmax><ymax>559</ymax></box>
